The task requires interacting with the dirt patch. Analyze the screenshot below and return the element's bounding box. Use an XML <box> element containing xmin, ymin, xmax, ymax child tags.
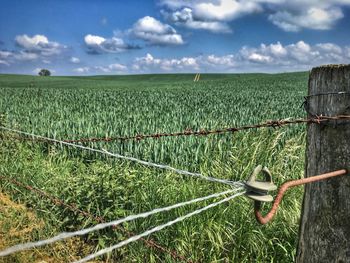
<box><xmin>0</xmin><ymin>192</ymin><xmax>101</xmax><ymax>263</ymax></box>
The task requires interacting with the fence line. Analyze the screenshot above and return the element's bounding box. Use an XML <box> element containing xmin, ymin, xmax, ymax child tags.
<box><xmin>75</xmin><ymin>191</ymin><xmax>245</xmax><ymax>263</ymax></box>
<box><xmin>1</xmin><ymin>96</ymin><xmax>349</xmax><ymax>261</ymax></box>
<box><xmin>0</xmin><ymin>175</ymin><xmax>192</xmax><ymax>263</ymax></box>
<box><xmin>0</xmin><ymin>126</ymin><xmax>242</xmax><ymax>187</ymax></box>
<box><xmin>57</xmin><ymin>115</ymin><xmax>350</xmax><ymax>143</ymax></box>
<box><xmin>0</xmin><ymin>187</ymin><xmax>244</xmax><ymax>257</ymax></box>
<box><xmin>4</xmin><ymin>114</ymin><xmax>348</xmax><ymax>260</ymax></box>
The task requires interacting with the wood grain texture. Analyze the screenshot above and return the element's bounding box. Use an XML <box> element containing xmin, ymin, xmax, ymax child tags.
<box><xmin>297</xmin><ymin>65</ymin><xmax>350</xmax><ymax>263</ymax></box>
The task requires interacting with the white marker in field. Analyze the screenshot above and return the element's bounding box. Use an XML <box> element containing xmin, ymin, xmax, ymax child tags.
<box><xmin>193</xmin><ymin>73</ymin><xmax>200</xmax><ymax>82</ymax></box>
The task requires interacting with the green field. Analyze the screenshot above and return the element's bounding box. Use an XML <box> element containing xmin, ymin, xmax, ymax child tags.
<box><xmin>0</xmin><ymin>72</ymin><xmax>308</xmax><ymax>262</ymax></box>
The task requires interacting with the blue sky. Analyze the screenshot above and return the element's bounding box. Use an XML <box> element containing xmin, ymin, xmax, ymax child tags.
<box><xmin>1</xmin><ymin>0</ymin><xmax>350</xmax><ymax>75</ymax></box>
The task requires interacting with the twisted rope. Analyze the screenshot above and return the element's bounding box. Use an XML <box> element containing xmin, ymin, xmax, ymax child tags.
<box><xmin>0</xmin><ymin>188</ymin><xmax>244</xmax><ymax>257</ymax></box>
<box><xmin>75</xmin><ymin>191</ymin><xmax>245</xmax><ymax>263</ymax></box>
<box><xmin>0</xmin><ymin>175</ymin><xmax>192</xmax><ymax>262</ymax></box>
<box><xmin>0</xmin><ymin>126</ymin><xmax>242</xmax><ymax>187</ymax></box>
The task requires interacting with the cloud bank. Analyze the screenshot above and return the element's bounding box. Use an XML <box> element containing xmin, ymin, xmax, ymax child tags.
<box><xmin>129</xmin><ymin>40</ymin><xmax>350</xmax><ymax>73</ymax></box>
<box><xmin>1</xmin><ymin>34</ymin><xmax>68</xmax><ymax>67</ymax></box>
<box><xmin>160</xmin><ymin>0</ymin><xmax>350</xmax><ymax>33</ymax></box>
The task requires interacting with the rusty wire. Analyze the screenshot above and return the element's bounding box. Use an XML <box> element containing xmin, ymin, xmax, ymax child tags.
<box><xmin>57</xmin><ymin>115</ymin><xmax>350</xmax><ymax>144</ymax></box>
<box><xmin>0</xmin><ymin>175</ymin><xmax>192</xmax><ymax>263</ymax></box>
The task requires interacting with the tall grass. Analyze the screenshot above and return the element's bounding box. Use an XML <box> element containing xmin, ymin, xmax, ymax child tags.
<box><xmin>0</xmin><ymin>73</ymin><xmax>308</xmax><ymax>262</ymax></box>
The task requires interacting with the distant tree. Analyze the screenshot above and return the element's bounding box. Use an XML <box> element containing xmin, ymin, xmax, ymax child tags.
<box><xmin>38</xmin><ymin>69</ymin><xmax>51</xmax><ymax>76</ymax></box>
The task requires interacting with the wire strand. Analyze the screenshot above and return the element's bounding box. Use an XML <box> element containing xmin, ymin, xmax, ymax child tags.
<box><xmin>0</xmin><ymin>175</ymin><xmax>192</xmax><ymax>262</ymax></box>
<box><xmin>41</xmin><ymin>115</ymin><xmax>350</xmax><ymax>144</ymax></box>
<box><xmin>0</xmin><ymin>126</ymin><xmax>242</xmax><ymax>187</ymax></box>
<box><xmin>0</xmin><ymin>188</ymin><xmax>244</xmax><ymax>257</ymax></box>
<box><xmin>75</xmin><ymin>191</ymin><xmax>245</xmax><ymax>263</ymax></box>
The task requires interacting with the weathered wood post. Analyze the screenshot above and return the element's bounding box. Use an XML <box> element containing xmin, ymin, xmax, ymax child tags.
<box><xmin>297</xmin><ymin>64</ymin><xmax>350</xmax><ymax>262</ymax></box>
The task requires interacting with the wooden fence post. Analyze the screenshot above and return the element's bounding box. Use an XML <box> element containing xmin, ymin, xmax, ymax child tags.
<box><xmin>296</xmin><ymin>64</ymin><xmax>350</xmax><ymax>262</ymax></box>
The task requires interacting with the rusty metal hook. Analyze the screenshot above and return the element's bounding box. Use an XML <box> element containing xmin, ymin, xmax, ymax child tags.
<box><xmin>249</xmin><ymin>169</ymin><xmax>348</xmax><ymax>225</ymax></box>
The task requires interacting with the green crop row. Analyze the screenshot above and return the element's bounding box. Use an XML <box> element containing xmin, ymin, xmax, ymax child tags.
<box><xmin>0</xmin><ymin>72</ymin><xmax>308</xmax><ymax>262</ymax></box>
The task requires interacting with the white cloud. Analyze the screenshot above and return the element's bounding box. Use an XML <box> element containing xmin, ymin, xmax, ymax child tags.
<box><xmin>95</xmin><ymin>63</ymin><xmax>127</xmax><ymax>73</ymax></box>
<box><xmin>130</xmin><ymin>16</ymin><xmax>184</xmax><ymax>45</ymax></box>
<box><xmin>316</xmin><ymin>43</ymin><xmax>342</xmax><ymax>54</ymax></box>
<box><xmin>345</xmin><ymin>46</ymin><xmax>350</xmax><ymax>58</ymax></box>
<box><xmin>0</xmin><ymin>35</ymin><xmax>70</xmax><ymax>69</ymax></box>
<box><xmin>314</xmin><ymin>43</ymin><xmax>343</xmax><ymax>61</ymax></box>
<box><xmin>269</xmin><ymin>6</ymin><xmax>344</xmax><ymax>31</ymax></box>
<box><xmin>16</xmin><ymin>35</ymin><xmax>49</xmax><ymax>49</ymax></box>
<box><xmin>239</xmin><ymin>41</ymin><xmax>288</xmax><ymax>64</ymax></box>
<box><xmin>268</xmin><ymin>42</ymin><xmax>288</xmax><ymax>56</ymax></box>
<box><xmin>84</xmin><ymin>34</ymin><xmax>137</xmax><ymax>54</ymax></box>
<box><xmin>2</xmin><ymin>34</ymin><xmax>67</xmax><ymax>66</ymax></box>
<box><xmin>203</xmin><ymin>54</ymin><xmax>236</xmax><ymax>67</ymax></box>
<box><xmin>133</xmin><ymin>53</ymin><xmax>199</xmax><ymax>72</ymax></box>
<box><xmin>237</xmin><ymin>40</ymin><xmax>350</xmax><ymax>71</ymax></box>
<box><xmin>133</xmin><ymin>53</ymin><xmax>243</xmax><ymax>72</ymax></box>
<box><xmin>160</xmin><ymin>0</ymin><xmax>261</xmax><ymax>33</ymax></box>
<box><xmin>130</xmin><ymin>40</ymin><xmax>350</xmax><ymax>73</ymax></box>
<box><xmin>158</xmin><ymin>0</ymin><xmax>194</xmax><ymax>9</ymax></box>
<box><xmin>14</xmin><ymin>51</ymin><xmax>39</xmax><ymax>61</ymax></box>
<box><xmin>0</xmin><ymin>51</ymin><xmax>12</xmax><ymax>65</ymax></box>
<box><xmin>73</xmin><ymin>67</ymin><xmax>90</xmax><ymax>73</ymax></box>
<box><xmin>73</xmin><ymin>63</ymin><xmax>127</xmax><ymax>75</ymax></box>
<box><xmin>70</xmin><ymin>57</ymin><xmax>80</xmax><ymax>63</ymax></box>
<box><xmin>15</xmin><ymin>34</ymin><xmax>66</xmax><ymax>56</ymax></box>
<box><xmin>162</xmin><ymin>8</ymin><xmax>232</xmax><ymax>33</ymax></box>
<box><xmin>0</xmin><ymin>60</ymin><xmax>9</xmax><ymax>65</ymax></box>
<box><xmin>160</xmin><ymin>0</ymin><xmax>350</xmax><ymax>32</ymax></box>
<box><xmin>194</xmin><ymin>0</ymin><xmax>261</xmax><ymax>21</ymax></box>
<box><xmin>32</xmin><ymin>68</ymin><xmax>43</xmax><ymax>74</ymax></box>
<box><xmin>248</xmin><ymin>53</ymin><xmax>273</xmax><ymax>63</ymax></box>
<box><xmin>85</xmin><ymin>34</ymin><xmax>106</xmax><ymax>46</ymax></box>
<box><xmin>0</xmin><ymin>59</ymin><xmax>9</xmax><ymax>66</ymax></box>
<box><xmin>109</xmin><ymin>63</ymin><xmax>127</xmax><ymax>71</ymax></box>
<box><xmin>0</xmin><ymin>50</ymin><xmax>12</xmax><ymax>59</ymax></box>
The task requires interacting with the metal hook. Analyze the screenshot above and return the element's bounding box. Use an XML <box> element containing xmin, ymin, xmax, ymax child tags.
<box><xmin>247</xmin><ymin>168</ymin><xmax>348</xmax><ymax>225</ymax></box>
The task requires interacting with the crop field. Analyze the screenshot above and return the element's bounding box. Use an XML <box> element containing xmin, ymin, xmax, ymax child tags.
<box><xmin>0</xmin><ymin>72</ymin><xmax>308</xmax><ymax>262</ymax></box>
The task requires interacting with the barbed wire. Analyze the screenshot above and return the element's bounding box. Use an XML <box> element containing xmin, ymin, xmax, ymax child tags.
<box><xmin>302</xmin><ymin>92</ymin><xmax>350</xmax><ymax>116</ymax></box>
<box><xmin>304</xmin><ymin>91</ymin><xmax>350</xmax><ymax>98</ymax></box>
<box><xmin>0</xmin><ymin>187</ymin><xmax>244</xmax><ymax>257</ymax></box>
<box><xmin>0</xmin><ymin>126</ymin><xmax>242</xmax><ymax>187</ymax></box>
<box><xmin>3</xmin><ymin>116</ymin><xmax>350</xmax><ymax>146</ymax></box>
<box><xmin>75</xmin><ymin>191</ymin><xmax>245</xmax><ymax>263</ymax></box>
<box><xmin>0</xmin><ymin>175</ymin><xmax>191</xmax><ymax>262</ymax></box>
<box><xmin>1</xmin><ymin>94</ymin><xmax>349</xmax><ymax>261</ymax></box>
<box><xmin>56</xmin><ymin>115</ymin><xmax>350</xmax><ymax>144</ymax></box>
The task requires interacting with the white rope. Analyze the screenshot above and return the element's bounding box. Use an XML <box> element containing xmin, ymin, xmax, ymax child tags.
<box><xmin>0</xmin><ymin>188</ymin><xmax>244</xmax><ymax>257</ymax></box>
<box><xmin>0</xmin><ymin>126</ymin><xmax>243</xmax><ymax>187</ymax></box>
<box><xmin>75</xmin><ymin>191</ymin><xmax>245</xmax><ymax>263</ymax></box>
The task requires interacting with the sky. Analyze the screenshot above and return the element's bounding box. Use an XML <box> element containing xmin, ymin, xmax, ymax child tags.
<box><xmin>0</xmin><ymin>0</ymin><xmax>350</xmax><ymax>75</ymax></box>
